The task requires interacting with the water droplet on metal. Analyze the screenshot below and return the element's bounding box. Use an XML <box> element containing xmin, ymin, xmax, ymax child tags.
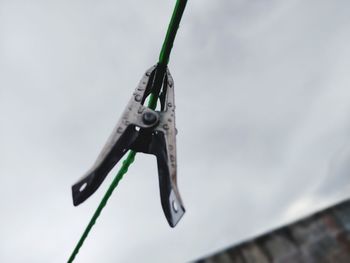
<box><xmin>168</xmin><ymin>118</ymin><xmax>172</xmax><ymax>122</ymax></box>
<box><xmin>167</xmin><ymin>102</ymin><xmax>172</xmax><ymax>108</ymax></box>
<box><xmin>135</xmin><ymin>94</ymin><xmax>142</xmax><ymax>102</ymax></box>
<box><xmin>169</xmin><ymin>145</ymin><xmax>174</xmax><ymax>151</ymax></box>
<box><xmin>138</xmin><ymin>107</ymin><xmax>145</xmax><ymax>114</ymax></box>
<box><xmin>170</xmin><ymin>155</ymin><xmax>175</xmax><ymax>162</ymax></box>
<box><xmin>163</xmin><ymin>124</ymin><xmax>169</xmax><ymax>130</ymax></box>
<box><xmin>117</xmin><ymin>127</ymin><xmax>123</xmax><ymax>133</ymax></box>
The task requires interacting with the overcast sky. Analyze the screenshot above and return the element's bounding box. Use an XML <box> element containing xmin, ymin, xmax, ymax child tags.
<box><xmin>1</xmin><ymin>0</ymin><xmax>350</xmax><ymax>262</ymax></box>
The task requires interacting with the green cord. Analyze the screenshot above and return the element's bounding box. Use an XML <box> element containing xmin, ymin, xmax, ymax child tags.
<box><xmin>159</xmin><ymin>0</ymin><xmax>188</xmax><ymax>66</ymax></box>
<box><xmin>68</xmin><ymin>1</ymin><xmax>187</xmax><ymax>262</ymax></box>
<box><xmin>68</xmin><ymin>151</ymin><xmax>136</xmax><ymax>263</ymax></box>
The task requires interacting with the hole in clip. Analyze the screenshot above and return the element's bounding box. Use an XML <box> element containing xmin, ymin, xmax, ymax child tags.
<box><xmin>79</xmin><ymin>182</ymin><xmax>87</xmax><ymax>192</ymax></box>
<box><xmin>172</xmin><ymin>200</ymin><xmax>178</xmax><ymax>213</ymax></box>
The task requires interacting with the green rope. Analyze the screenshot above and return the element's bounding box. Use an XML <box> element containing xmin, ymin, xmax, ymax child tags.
<box><xmin>159</xmin><ymin>0</ymin><xmax>188</xmax><ymax>66</ymax></box>
<box><xmin>68</xmin><ymin>151</ymin><xmax>136</xmax><ymax>263</ymax></box>
<box><xmin>68</xmin><ymin>1</ymin><xmax>187</xmax><ymax>262</ymax></box>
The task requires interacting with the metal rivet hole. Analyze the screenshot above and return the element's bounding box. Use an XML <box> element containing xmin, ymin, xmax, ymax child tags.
<box><xmin>142</xmin><ymin>112</ymin><xmax>158</xmax><ymax>125</ymax></box>
<box><xmin>172</xmin><ymin>200</ymin><xmax>178</xmax><ymax>213</ymax></box>
<box><xmin>79</xmin><ymin>183</ymin><xmax>87</xmax><ymax>192</ymax></box>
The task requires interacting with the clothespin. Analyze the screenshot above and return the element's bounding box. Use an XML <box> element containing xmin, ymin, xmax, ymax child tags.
<box><xmin>71</xmin><ymin>64</ymin><xmax>185</xmax><ymax>227</ymax></box>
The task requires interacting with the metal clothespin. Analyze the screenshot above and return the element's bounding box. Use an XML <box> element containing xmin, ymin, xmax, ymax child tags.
<box><xmin>71</xmin><ymin>64</ymin><xmax>185</xmax><ymax>227</ymax></box>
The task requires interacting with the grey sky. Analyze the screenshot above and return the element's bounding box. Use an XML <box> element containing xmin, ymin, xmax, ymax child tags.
<box><xmin>1</xmin><ymin>0</ymin><xmax>350</xmax><ymax>262</ymax></box>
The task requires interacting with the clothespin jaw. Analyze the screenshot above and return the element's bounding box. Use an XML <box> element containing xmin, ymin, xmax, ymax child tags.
<box><xmin>72</xmin><ymin>64</ymin><xmax>185</xmax><ymax>227</ymax></box>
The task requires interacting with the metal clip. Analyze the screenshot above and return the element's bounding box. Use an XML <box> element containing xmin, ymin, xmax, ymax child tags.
<box><xmin>71</xmin><ymin>65</ymin><xmax>185</xmax><ymax>227</ymax></box>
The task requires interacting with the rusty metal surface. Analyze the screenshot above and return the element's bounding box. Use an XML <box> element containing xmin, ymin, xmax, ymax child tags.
<box><xmin>195</xmin><ymin>199</ymin><xmax>350</xmax><ymax>263</ymax></box>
